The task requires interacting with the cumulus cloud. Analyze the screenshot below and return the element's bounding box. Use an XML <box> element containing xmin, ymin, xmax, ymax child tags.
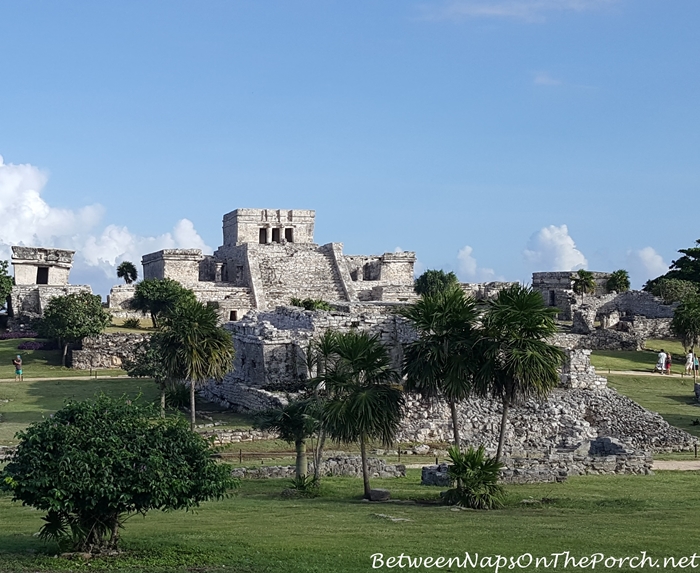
<box><xmin>457</xmin><ymin>245</ymin><xmax>499</xmax><ymax>282</ymax></box>
<box><xmin>0</xmin><ymin>155</ymin><xmax>211</xmax><ymax>294</ymax></box>
<box><xmin>524</xmin><ymin>224</ymin><xmax>587</xmax><ymax>271</ymax></box>
<box><xmin>626</xmin><ymin>247</ymin><xmax>669</xmax><ymax>289</ymax></box>
<box><xmin>419</xmin><ymin>0</ymin><xmax>617</xmax><ymax>22</ymax></box>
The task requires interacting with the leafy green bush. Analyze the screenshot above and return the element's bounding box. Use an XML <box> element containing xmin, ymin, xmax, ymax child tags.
<box><xmin>414</xmin><ymin>269</ymin><xmax>459</xmax><ymax>297</ymax></box>
<box><xmin>122</xmin><ymin>317</ymin><xmax>141</xmax><ymax>329</ymax></box>
<box><xmin>1</xmin><ymin>395</ymin><xmax>236</xmax><ymax>553</ymax></box>
<box><xmin>647</xmin><ymin>278</ymin><xmax>699</xmax><ymax>304</ymax></box>
<box><xmin>606</xmin><ymin>269</ymin><xmax>630</xmax><ymax>293</ymax></box>
<box><xmin>287</xmin><ymin>475</ymin><xmax>320</xmax><ymax>498</ymax></box>
<box><xmin>442</xmin><ymin>445</ymin><xmax>505</xmax><ymax>510</ymax></box>
<box><xmin>290</xmin><ymin>298</ymin><xmax>332</xmax><ymax>311</ymax></box>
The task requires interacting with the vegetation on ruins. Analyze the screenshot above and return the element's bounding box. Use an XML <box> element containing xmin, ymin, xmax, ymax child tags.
<box><xmin>413</xmin><ymin>269</ymin><xmax>459</xmax><ymax>297</ymax></box>
<box><xmin>320</xmin><ymin>331</ymin><xmax>404</xmax><ymax>499</ymax></box>
<box><xmin>571</xmin><ymin>269</ymin><xmax>596</xmax><ymax>296</ymax></box>
<box><xmin>400</xmin><ymin>287</ymin><xmax>480</xmax><ymax>446</ymax></box>
<box><xmin>671</xmin><ymin>295</ymin><xmax>700</xmax><ymax>380</ymax></box>
<box><xmin>0</xmin><ymin>260</ymin><xmax>13</xmax><ymax>312</ymax></box>
<box><xmin>0</xmin><ymin>395</ymin><xmax>236</xmax><ymax>553</ymax></box>
<box><xmin>116</xmin><ymin>260</ymin><xmax>138</xmax><ymax>285</ymax></box>
<box><xmin>290</xmin><ymin>297</ymin><xmax>332</xmax><ymax>311</ymax></box>
<box><xmin>254</xmin><ymin>399</ymin><xmax>320</xmax><ymax>481</ymax></box>
<box><xmin>606</xmin><ymin>269</ymin><xmax>630</xmax><ymax>293</ymax></box>
<box><xmin>442</xmin><ymin>445</ymin><xmax>505</xmax><ymax>509</ymax></box>
<box><xmin>158</xmin><ymin>299</ymin><xmax>235</xmax><ymax>430</ymax></box>
<box><xmin>38</xmin><ymin>291</ymin><xmax>111</xmax><ymax>366</ymax></box>
<box><xmin>131</xmin><ymin>278</ymin><xmax>196</xmax><ymax>328</ymax></box>
<box><xmin>475</xmin><ymin>284</ymin><xmax>565</xmax><ymax>461</ymax></box>
<box><xmin>646</xmin><ymin>277</ymin><xmax>699</xmax><ymax>304</ymax></box>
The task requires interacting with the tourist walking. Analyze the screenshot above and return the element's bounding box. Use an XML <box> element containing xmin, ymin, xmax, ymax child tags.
<box><xmin>686</xmin><ymin>351</ymin><xmax>695</xmax><ymax>375</ymax></box>
<box><xmin>665</xmin><ymin>352</ymin><xmax>672</xmax><ymax>375</ymax></box>
<box><xmin>656</xmin><ymin>349</ymin><xmax>667</xmax><ymax>374</ymax></box>
<box><xmin>13</xmin><ymin>354</ymin><xmax>23</xmax><ymax>382</ymax></box>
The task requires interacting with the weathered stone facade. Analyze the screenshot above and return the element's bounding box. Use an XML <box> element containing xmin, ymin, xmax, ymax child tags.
<box><xmin>231</xmin><ymin>456</ymin><xmax>406</xmax><ymax>480</ymax></box>
<box><xmin>71</xmin><ymin>332</ymin><xmax>150</xmax><ymax>369</ymax></box>
<box><xmin>108</xmin><ymin>208</ymin><xmax>418</xmax><ymax>322</ymax></box>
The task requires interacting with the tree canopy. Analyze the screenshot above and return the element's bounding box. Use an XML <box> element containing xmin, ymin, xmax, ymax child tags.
<box><xmin>414</xmin><ymin>269</ymin><xmax>460</xmax><ymax>297</ymax></box>
<box><xmin>116</xmin><ymin>261</ymin><xmax>138</xmax><ymax>284</ymax></box>
<box><xmin>645</xmin><ymin>239</ymin><xmax>700</xmax><ymax>294</ymax></box>
<box><xmin>646</xmin><ymin>277</ymin><xmax>699</xmax><ymax>304</ymax></box>
<box><xmin>671</xmin><ymin>294</ymin><xmax>700</xmax><ymax>360</ymax></box>
<box><xmin>38</xmin><ymin>291</ymin><xmax>110</xmax><ymax>366</ymax></box>
<box><xmin>131</xmin><ymin>278</ymin><xmax>196</xmax><ymax>327</ymax></box>
<box><xmin>158</xmin><ymin>299</ymin><xmax>235</xmax><ymax>429</ymax></box>
<box><xmin>1</xmin><ymin>395</ymin><xmax>236</xmax><ymax>552</ymax></box>
<box><xmin>606</xmin><ymin>269</ymin><xmax>630</xmax><ymax>293</ymax></box>
<box><xmin>571</xmin><ymin>269</ymin><xmax>596</xmax><ymax>296</ymax></box>
<box><xmin>0</xmin><ymin>260</ymin><xmax>13</xmax><ymax>312</ymax></box>
<box><xmin>400</xmin><ymin>287</ymin><xmax>480</xmax><ymax>445</ymax></box>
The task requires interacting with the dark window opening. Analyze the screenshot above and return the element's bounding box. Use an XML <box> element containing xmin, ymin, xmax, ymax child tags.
<box><xmin>284</xmin><ymin>228</ymin><xmax>293</xmax><ymax>242</ymax></box>
<box><xmin>229</xmin><ymin>310</ymin><xmax>238</xmax><ymax>321</ymax></box>
<box><xmin>272</xmin><ymin>228</ymin><xmax>281</xmax><ymax>243</ymax></box>
<box><xmin>350</xmin><ymin>269</ymin><xmax>359</xmax><ymax>281</ymax></box>
<box><xmin>36</xmin><ymin>267</ymin><xmax>49</xmax><ymax>285</ymax></box>
<box><xmin>259</xmin><ymin>228</ymin><xmax>267</xmax><ymax>244</ymax></box>
<box><xmin>549</xmin><ymin>290</ymin><xmax>556</xmax><ymax>306</ymax></box>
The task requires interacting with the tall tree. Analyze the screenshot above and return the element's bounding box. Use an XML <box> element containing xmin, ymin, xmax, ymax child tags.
<box><xmin>116</xmin><ymin>261</ymin><xmax>138</xmax><ymax>284</ymax></box>
<box><xmin>606</xmin><ymin>269</ymin><xmax>630</xmax><ymax>293</ymax></box>
<box><xmin>571</xmin><ymin>269</ymin><xmax>596</xmax><ymax>297</ymax></box>
<box><xmin>132</xmin><ymin>278</ymin><xmax>196</xmax><ymax>327</ymax></box>
<box><xmin>414</xmin><ymin>269</ymin><xmax>460</xmax><ymax>297</ymax></box>
<box><xmin>671</xmin><ymin>295</ymin><xmax>700</xmax><ymax>382</ymax></box>
<box><xmin>475</xmin><ymin>284</ymin><xmax>565</xmax><ymax>461</ymax></box>
<box><xmin>123</xmin><ymin>334</ymin><xmax>170</xmax><ymax>417</ymax></box>
<box><xmin>321</xmin><ymin>331</ymin><xmax>404</xmax><ymax>499</ymax></box>
<box><xmin>39</xmin><ymin>292</ymin><xmax>110</xmax><ymax>366</ymax></box>
<box><xmin>400</xmin><ymin>287</ymin><xmax>480</xmax><ymax>446</ymax></box>
<box><xmin>158</xmin><ymin>299</ymin><xmax>235</xmax><ymax>430</ymax></box>
<box><xmin>0</xmin><ymin>260</ymin><xmax>13</xmax><ymax>313</ymax></box>
<box><xmin>255</xmin><ymin>400</ymin><xmax>320</xmax><ymax>480</ymax></box>
<box><xmin>644</xmin><ymin>239</ymin><xmax>700</xmax><ymax>292</ymax></box>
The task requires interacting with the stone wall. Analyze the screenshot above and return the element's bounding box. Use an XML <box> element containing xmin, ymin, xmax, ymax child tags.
<box><xmin>397</xmin><ymin>387</ymin><xmax>696</xmax><ymax>455</ymax></box>
<box><xmin>11</xmin><ymin>246</ymin><xmax>75</xmax><ymax>286</ymax></box>
<box><xmin>422</xmin><ymin>437</ymin><xmax>652</xmax><ymax>485</ymax></box>
<box><xmin>142</xmin><ymin>249</ymin><xmax>204</xmax><ymax>284</ymax></box>
<box><xmin>8</xmin><ymin>284</ymin><xmax>93</xmax><ymax>328</ymax></box>
<box><xmin>72</xmin><ymin>332</ymin><xmax>150</xmax><ymax>369</ymax></box>
<box><xmin>231</xmin><ymin>456</ymin><xmax>406</xmax><ymax>479</ymax></box>
<box><xmin>222</xmin><ymin>208</ymin><xmax>316</xmax><ymax>246</ymax></box>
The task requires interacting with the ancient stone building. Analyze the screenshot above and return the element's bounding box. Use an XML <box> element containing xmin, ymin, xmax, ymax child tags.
<box><xmin>109</xmin><ymin>208</ymin><xmax>418</xmax><ymax>320</ymax></box>
<box><xmin>7</xmin><ymin>246</ymin><xmax>92</xmax><ymax>328</ymax></box>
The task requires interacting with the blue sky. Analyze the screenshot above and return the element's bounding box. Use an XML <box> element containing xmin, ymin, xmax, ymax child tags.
<box><xmin>1</xmin><ymin>0</ymin><xmax>698</xmax><ymax>295</ymax></box>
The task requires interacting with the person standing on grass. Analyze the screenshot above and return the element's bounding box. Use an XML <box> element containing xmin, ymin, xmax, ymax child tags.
<box><xmin>665</xmin><ymin>352</ymin><xmax>672</xmax><ymax>375</ymax></box>
<box><xmin>686</xmin><ymin>351</ymin><xmax>695</xmax><ymax>375</ymax></box>
<box><xmin>13</xmin><ymin>354</ymin><xmax>23</xmax><ymax>381</ymax></box>
<box><xmin>656</xmin><ymin>349</ymin><xmax>667</xmax><ymax>373</ymax></box>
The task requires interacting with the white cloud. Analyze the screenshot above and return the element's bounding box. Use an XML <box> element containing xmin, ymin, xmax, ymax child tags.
<box><xmin>457</xmin><ymin>245</ymin><xmax>499</xmax><ymax>282</ymax></box>
<box><xmin>626</xmin><ymin>247</ymin><xmax>669</xmax><ymax>289</ymax></box>
<box><xmin>524</xmin><ymin>224</ymin><xmax>587</xmax><ymax>271</ymax></box>
<box><xmin>533</xmin><ymin>71</ymin><xmax>562</xmax><ymax>86</ymax></box>
<box><xmin>419</xmin><ymin>0</ymin><xmax>617</xmax><ymax>22</ymax></box>
<box><xmin>0</xmin><ymin>155</ymin><xmax>211</xmax><ymax>294</ymax></box>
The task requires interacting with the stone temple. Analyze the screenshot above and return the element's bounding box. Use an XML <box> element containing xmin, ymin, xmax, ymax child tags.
<box><xmin>108</xmin><ymin>208</ymin><xmax>418</xmax><ymax>321</ymax></box>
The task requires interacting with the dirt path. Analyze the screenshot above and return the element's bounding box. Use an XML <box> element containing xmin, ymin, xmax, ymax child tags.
<box><xmin>598</xmin><ymin>369</ymin><xmax>698</xmax><ymax>380</ymax></box>
<box><xmin>653</xmin><ymin>460</ymin><xmax>700</xmax><ymax>471</ymax></box>
<box><xmin>0</xmin><ymin>375</ymin><xmax>130</xmax><ymax>383</ymax></box>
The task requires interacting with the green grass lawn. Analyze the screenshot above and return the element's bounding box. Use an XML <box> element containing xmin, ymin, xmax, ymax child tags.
<box><xmin>607</xmin><ymin>374</ymin><xmax>700</xmax><ymax>441</ymax></box>
<box><xmin>1</xmin><ymin>470</ymin><xmax>700</xmax><ymax>572</ymax></box>
<box><xmin>0</xmin><ymin>339</ymin><xmax>126</xmax><ymax>379</ymax></box>
<box><xmin>590</xmin><ymin>338</ymin><xmax>691</xmax><ymax>375</ymax></box>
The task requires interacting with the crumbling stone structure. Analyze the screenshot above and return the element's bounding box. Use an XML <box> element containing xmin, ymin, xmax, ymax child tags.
<box><xmin>108</xmin><ymin>208</ymin><xmax>417</xmax><ymax>321</ymax></box>
<box><xmin>7</xmin><ymin>246</ymin><xmax>92</xmax><ymax>329</ymax></box>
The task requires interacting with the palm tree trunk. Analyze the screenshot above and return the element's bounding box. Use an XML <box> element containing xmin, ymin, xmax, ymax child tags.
<box><xmin>190</xmin><ymin>381</ymin><xmax>196</xmax><ymax>431</ymax></box>
<box><xmin>313</xmin><ymin>428</ymin><xmax>326</xmax><ymax>483</ymax></box>
<box><xmin>359</xmin><ymin>435</ymin><xmax>371</xmax><ymax>500</ymax></box>
<box><xmin>62</xmin><ymin>342</ymin><xmax>69</xmax><ymax>367</ymax></box>
<box><xmin>160</xmin><ymin>382</ymin><xmax>166</xmax><ymax>418</ymax></box>
<box><xmin>295</xmin><ymin>439</ymin><xmax>307</xmax><ymax>479</ymax></box>
<box><xmin>449</xmin><ymin>400</ymin><xmax>461</xmax><ymax>446</ymax></box>
<box><xmin>496</xmin><ymin>396</ymin><xmax>510</xmax><ymax>462</ymax></box>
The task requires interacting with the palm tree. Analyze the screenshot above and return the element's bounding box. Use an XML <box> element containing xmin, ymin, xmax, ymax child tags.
<box><xmin>606</xmin><ymin>269</ymin><xmax>630</xmax><ymax>293</ymax></box>
<box><xmin>255</xmin><ymin>400</ymin><xmax>320</xmax><ymax>479</ymax></box>
<box><xmin>400</xmin><ymin>287</ymin><xmax>480</xmax><ymax>446</ymax></box>
<box><xmin>321</xmin><ymin>331</ymin><xmax>404</xmax><ymax>499</ymax></box>
<box><xmin>116</xmin><ymin>261</ymin><xmax>138</xmax><ymax>285</ymax></box>
<box><xmin>158</xmin><ymin>299</ymin><xmax>235</xmax><ymax>430</ymax></box>
<box><xmin>671</xmin><ymin>294</ymin><xmax>700</xmax><ymax>382</ymax></box>
<box><xmin>571</xmin><ymin>269</ymin><xmax>596</xmax><ymax>297</ymax></box>
<box><xmin>475</xmin><ymin>284</ymin><xmax>565</xmax><ymax>461</ymax></box>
